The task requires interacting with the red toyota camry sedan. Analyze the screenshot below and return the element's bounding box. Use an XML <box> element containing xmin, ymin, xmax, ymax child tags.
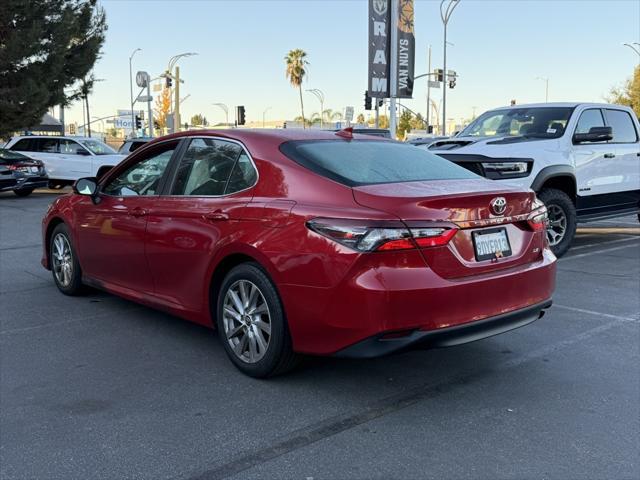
<box><xmin>41</xmin><ymin>129</ymin><xmax>556</xmax><ymax>377</ymax></box>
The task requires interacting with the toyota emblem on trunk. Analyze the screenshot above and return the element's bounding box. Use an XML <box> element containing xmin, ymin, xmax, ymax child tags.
<box><xmin>490</xmin><ymin>197</ymin><xmax>507</xmax><ymax>216</ymax></box>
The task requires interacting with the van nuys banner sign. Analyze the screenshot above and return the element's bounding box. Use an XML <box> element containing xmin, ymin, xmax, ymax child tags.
<box><xmin>368</xmin><ymin>0</ymin><xmax>415</xmax><ymax>99</ymax></box>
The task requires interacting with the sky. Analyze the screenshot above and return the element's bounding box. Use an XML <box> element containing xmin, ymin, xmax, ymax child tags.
<box><xmin>66</xmin><ymin>0</ymin><xmax>640</xmax><ymax>128</ymax></box>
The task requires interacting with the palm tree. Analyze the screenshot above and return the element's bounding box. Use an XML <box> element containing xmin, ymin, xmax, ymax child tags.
<box><xmin>285</xmin><ymin>49</ymin><xmax>309</xmax><ymax>129</ymax></box>
<box><xmin>322</xmin><ymin>109</ymin><xmax>342</xmax><ymax>123</ymax></box>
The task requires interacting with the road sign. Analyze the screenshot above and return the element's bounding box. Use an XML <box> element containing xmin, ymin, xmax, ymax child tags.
<box><xmin>136</xmin><ymin>71</ymin><xmax>150</xmax><ymax>88</ymax></box>
<box><xmin>428</xmin><ymin>80</ymin><xmax>440</xmax><ymax>89</ymax></box>
<box><xmin>344</xmin><ymin>106</ymin><xmax>354</xmax><ymax>122</ymax></box>
<box><xmin>114</xmin><ymin>118</ymin><xmax>133</xmax><ymax>129</ymax></box>
<box><xmin>137</xmin><ymin>95</ymin><xmax>153</xmax><ymax>103</ymax></box>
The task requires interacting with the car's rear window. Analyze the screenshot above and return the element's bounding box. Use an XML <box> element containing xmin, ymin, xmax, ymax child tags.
<box><xmin>280</xmin><ymin>140</ymin><xmax>477</xmax><ymax>186</ymax></box>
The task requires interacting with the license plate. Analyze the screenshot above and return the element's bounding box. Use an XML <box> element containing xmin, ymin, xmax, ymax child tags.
<box><xmin>472</xmin><ymin>227</ymin><xmax>512</xmax><ymax>261</ymax></box>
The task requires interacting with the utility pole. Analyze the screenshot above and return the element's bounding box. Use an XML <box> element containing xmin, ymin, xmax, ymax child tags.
<box><xmin>129</xmin><ymin>48</ymin><xmax>141</xmax><ymax>138</ymax></box>
<box><xmin>307</xmin><ymin>89</ymin><xmax>325</xmax><ymax>128</ymax></box>
<box><xmin>426</xmin><ymin>45</ymin><xmax>432</xmax><ymax>133</ymax></box>
<box><xmin>536</xmin><ymin>76</ymin><xmax>549</xmax><ymax>102</ymax></box>
<box><xmin>262</xmin><ymin>106</ymin><xmax>272</xmax><ymax>128</ymax></box>
<box><xmin>441</xmin><ymin>0</ymin><xmax>461</xmax><ymax>136</ymax></box>
<box><xmin>389</xmin><ymin>0</ymin><xmax>399</xmax><ymax>139</ymax></box>
<box><xmin>375</xmin><ymin>100</ymin><xmax>380</xmax><ymax>129</ymax></box>
<box><xmin>174</xmin><ymin>66</ymin><xmax>180</xmax><ymax>132</ymax></box>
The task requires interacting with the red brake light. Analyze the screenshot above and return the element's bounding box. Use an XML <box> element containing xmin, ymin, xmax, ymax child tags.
<box><xmin>527</xmin><ymin>198</ymin><xmax>548</xmax><ymax>232</ymax></box>
<box><xmin>307</xmin><ymin>219</ymin><xmax>457</xmax><ymax>252</ymax></box>
<box><xmin>412</xmin><ymin>227</ymin><xmax>458</xmax><ymax>247</ymax></box>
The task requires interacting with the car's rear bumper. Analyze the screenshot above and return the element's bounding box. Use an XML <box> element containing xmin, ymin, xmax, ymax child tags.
<box><xmin>0</xmin><ymin>176</ymin><xmax>48</xmax><ymax>192</ymax></box>
<box><xmin>333</xmin><ymin>299</ymin><xmax>552</xmax><ymax>358</ymax></box>
<box><xmin>281</xmin><ymin>248</ymin><xmax>556</xmax><ymax>356</ymax></box>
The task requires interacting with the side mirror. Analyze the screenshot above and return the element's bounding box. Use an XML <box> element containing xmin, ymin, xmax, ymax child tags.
<box><xmin>76</xmin><ymin>148</ymin><xmax>91</xmax><ymax>156</ymax></box>
<box><xmin>573</xmin><ymin>126</ymin><xmax>613</xmax><ymax>144</ymax></box>
<box><xmin>73</xmin><ymin>177</ymin><xmax>98</xmax><ymax>196</ymax></box>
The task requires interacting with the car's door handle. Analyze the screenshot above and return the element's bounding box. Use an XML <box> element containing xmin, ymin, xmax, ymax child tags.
<box><xmin>604</xmin><ymin>153</ymin><xmax>615</xmax><ymax>158</ymax></box>
<box><xmin>203</xmin><ymin>211</ymin><xmax>229</xmax><ymax>222</ymax></box>
<box><xmin>129</xmin><ymin>207</ymin><xmax>148</xmax><ymax>217</ymax></box>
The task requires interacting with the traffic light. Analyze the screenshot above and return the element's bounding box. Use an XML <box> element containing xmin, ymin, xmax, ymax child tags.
<box><xmin>448</xmin><ymin>70</ymin><xmax>457</xmax><ymax>89</ymax></box>
<box><xmin>236</xmin><ymin>106</ymin><xmax>246</xmax><ymax>125</ymax></box>
<box><xmin>364</xmin><ymin>91</ymin><xmax>372</xmax><ymax>111</ymax></box>
<box><xmin>165</xmin><ymin>75</ymin><xmax>173</xmax><ymax>88</ymax></box>
<box><xmin>436</xmin><ymin>69</ymin><xmax>444</xmax><ymax>82</ymax></box>
<box><xmin>135</xmin><ymin>115</ymin><xmax>142</xmax><ymax>130</ymax></box>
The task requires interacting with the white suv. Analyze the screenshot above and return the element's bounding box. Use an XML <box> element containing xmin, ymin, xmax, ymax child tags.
<box><xmin>426</xmin><ymin>103</ymin><xmax>640</xmax><ymax>256</ymax></box>
<box><xmin>4</xmin><ymin>136</ymin><xmax>126</xmax><ymax>189</ymax></box>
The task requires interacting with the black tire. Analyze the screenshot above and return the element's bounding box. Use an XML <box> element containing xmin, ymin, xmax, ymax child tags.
<box><xmin>47</xmin><ymin>181</ymin><xmax>65</xmax><ymax>190</ymax></box>
<box><xmin>216</xmin><ymin>262</ymin><xmax>299</xmax><ymax>378</ymax></box>
<box><xmin>538</xmin><ymin>188</ymin><xmax>576</xmax><ymax>258</ymax></box>
<box><xmin>13</xmin><ymin>188</ymin><xmax>34</xmax><ymax>197</ymax></box>
<box><xmin>49</xmin><ymin>223</ymin><xmax>85</xmax><ymax>295</ymax></box>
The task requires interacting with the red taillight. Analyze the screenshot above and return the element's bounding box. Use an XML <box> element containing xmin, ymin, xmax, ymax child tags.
<box><xmin>527</xmin><ymin>198</ymin><xmax>548</xmax><ymax>232</ymax></box>
<box><xmin>412</xmin><ymin>227</ymin><xmax>458</xmax><ymax>247</ymax></box>
<box><xmin>307</xmin><ymin>219</ymin><xmax>457</xmax><ymax>252</ymax></box>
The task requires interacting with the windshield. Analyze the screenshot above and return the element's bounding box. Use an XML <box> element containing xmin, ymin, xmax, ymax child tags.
<box><xmin>280</xmin><ymin>140</ymin><xmax>478</xmax><ymax>187</ymax></box>
<box><xmin>459</xmin><ymin>107</ymin><xmax>574</xmax><ymax>139</ymax></box>
<box><xmin>80</xmin><ymin>139</ymin><xmax>117</xmax><ymax>155</ymax></box>
<box><xmin>0</xmin><ymin>149</ymin><xmax>28</xmax><ymax>161</ymax></box>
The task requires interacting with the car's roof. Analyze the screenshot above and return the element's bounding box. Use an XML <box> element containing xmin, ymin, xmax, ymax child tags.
<box><xmin>148</xmin><ymin>128</ymin><xmax>392</xmax><ymax>146</ymax></box>
<box><xmin>489</xmin><ymin>102</ymin><xmax>629</xmax><ymax>111</ymax></box>
<box><xmin>10</xmin><ymin>135</ymin><xmax>99</xmax><ymax>141</ymax></box>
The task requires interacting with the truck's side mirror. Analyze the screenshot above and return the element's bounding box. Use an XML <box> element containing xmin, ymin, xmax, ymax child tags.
<box><xmin>573</xmin><ymin>126</ymin><xmax>613</xmax><ymax>144</ymax></box>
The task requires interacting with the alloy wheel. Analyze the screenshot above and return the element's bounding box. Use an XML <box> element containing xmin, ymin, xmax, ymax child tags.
<box><xmin>52</xmin><ymin>233</ymin><xmax>73</xmax><ymax>287</ymax></box>
<box><xmin>546</xmin><ymin>204</ymin><xmax>567</xmax><ymax>246</ymax></box>
<box><xmin>222</xmin><ymin>280</ymin><xmax>272</xmax><ymax>364</ymax></box>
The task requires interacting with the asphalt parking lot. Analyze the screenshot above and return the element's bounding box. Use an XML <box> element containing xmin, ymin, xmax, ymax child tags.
<box><xmin>1</xmin><ymin>190</ymin><xmax>638</xmax><ymax>480</ymax></box>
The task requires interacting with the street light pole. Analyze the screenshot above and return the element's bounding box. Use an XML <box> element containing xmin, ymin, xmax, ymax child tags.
<box><xmin>167</xmin><ymin>52</ymin><xmax>197</xmax><ymax>133</ymax></box>
<box><xmin>129</xmin><ymin>48</ymin><xmax>141</xmax><ymax>138</ymax></box>
<box><xmin>213</xmin><ymin>103</ymin><xmax>229</xmax><ymax>126</ymax></box>
<box><xmin>440</xmin><ymin>0</ymin><xmax>460</xmax><ymax>136</ymax></box>
<box><xmin>262</xmin><ymin>107</ymin><xmax>272</xmax><ymax>128</ymax></box>
<box><xmin>307</xmin><ymin>89</ymin><xmax>325</xmax><ymax>128</ymax></box>
<box><xmin>536</xmin><ymin>76</ymin><xmax>549</xmax><ymax>102</ymax></box>
<box><xmin>623</xmin><ymin>42</ymin><xmax>640</xmax><ymax>63</ymax></box>
<box><xmin>426</xmin><ymin>45</ymin><xmax>432</xmax><ymax>132</ymax></box>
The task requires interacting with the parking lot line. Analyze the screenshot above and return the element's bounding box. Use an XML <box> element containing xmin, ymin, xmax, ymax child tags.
<box><xmin>553</xmin><ymin>304</ymin><xmax>639</xmax><ymax>323</ymax></box>
<box><xmin>569</xmin><ymin>236</ymin><xmax>640</xmax><ymax>252</ymax></box>
<box><xmin>560</xmin><ymin>240</ymin><xmax>640</xmax><ymax>261</ymax></box>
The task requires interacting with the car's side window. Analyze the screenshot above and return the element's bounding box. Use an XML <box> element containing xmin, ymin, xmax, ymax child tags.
<box><xmin>10</xmin><ymin>139</ymin><xmax>35</xmax><ymax>151</ymax></box>
<box><xmin>226</xmin><ymin>152</ymin><xmax>258</xmax><ymax>194</ymax></box>
<box><xmin>171</xmin><ymin>138</ymin><xmax>246</xmax><ymax>196</ymax></box>
<box><xmin>574</xmin><ymin>109</ymin><xmax>605</xmax><ymax>135</ymax></box>
<box><xmin>36</xmin><ymin>138</ymin><xmax>60</xmax><ymax>153</ymax></box>
<box><xmin>102</xmin><ymin>144</ymin><xmax>175</xmax><ymax>197</ymax></box>
<box><xmin>60</xmin><ymin>139</ymin><xmax>84</xmax><ymax>155</ymax></box>
<box><xmin>605</xmin><ymin>109</ymin><xmax>638</xmax><ymax>143</ymax></box>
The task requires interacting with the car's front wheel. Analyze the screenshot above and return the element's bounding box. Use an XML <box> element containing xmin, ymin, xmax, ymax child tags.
<box><xmin>216</xmin><ymin>263</ymin><xmax>299</xmax><ymax>378</ymax></box>
<box><xmin>13</xmin><ymin>188</ymin><xmax>34</xmax><ymax>197</ymax></box>
<box><xmin>49</xmin><ymin>223</ymin><xmax>85</xmax><ymax>295</ymax></box>
<box><xmin>538</xmin><ymin>188</ymin><xmax>577</xmax><ymax>258</ymax></box>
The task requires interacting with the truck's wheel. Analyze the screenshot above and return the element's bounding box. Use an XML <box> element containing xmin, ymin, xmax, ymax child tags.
<box><xmin>13</xmin><ymin>188</ymin><xmax>34</xmax><ymax>197</ymax></box>
<box><xmin>538</xmin><ymin>188</ymin><xmax>576</xmax><ymax>258</ymax></box>
<box><xmin>47</xmin><ymin>181</ymin><xmax>65</xmax><ymax>190</ymax></box>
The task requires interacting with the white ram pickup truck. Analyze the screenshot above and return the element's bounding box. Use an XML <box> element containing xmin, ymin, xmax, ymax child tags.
<box><xmin>425</xmin><ymin>103</ymin><xmax>640</xmax><ymax>256</ymax></box>
<box><xmin>4</xmin><ymin>135</ymin><xmax>126</xmax><ymax>189</ymax></box>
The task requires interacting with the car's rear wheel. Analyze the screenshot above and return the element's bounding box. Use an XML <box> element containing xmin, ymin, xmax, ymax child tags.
<box><xmin>50</xmin><ymin>223</ymin><xmax>84</xmax><ymax>295</ymax></box>
<box><xmin>13</xmin><ymin>188</ymin><xmax>34</xmax><ymax>197</ymax></box>
<box><xmin>216</xmin><ymin>263</ymin><xmax>299</xmax><ymax>378</ymax></box>
<box><xmin>538</xmin><ymin>188</ymin><xmax>576</xmax><ymax>258</ymax></box>
<box><xmin>47</xmin><ymin>181</ymin><xmax>67</xmax><ymax>190</ymax></box>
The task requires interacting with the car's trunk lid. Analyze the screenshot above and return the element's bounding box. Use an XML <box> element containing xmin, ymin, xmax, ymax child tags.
<box><xmin>352</xmin><ymin>179</ymin><xmax>544</xmax><ymax>278</ymax></box>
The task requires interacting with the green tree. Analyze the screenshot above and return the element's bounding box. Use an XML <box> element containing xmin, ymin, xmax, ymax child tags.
<box><xmin>285</xmin><ymin>49</ymin><xmax>309</xmax><ymax>129</ymax></box>
<box><xmin>607</xmin><ymin>66</ymin><xmax>640</xmax><ymax>117</ymax></box>
<box><xmin>190</xmin><ymin>113</ymin><xmax>208</xmax><ymax>126</ymax></box>
<box><xmin>397</xmin><ymin>109</ymin><xmax>413</xmax><ymax>139</ymax></box>
<box><xmin>410</xmin><ymin>112</ymin><xmax>426</xmax><ymax>130</ymax></box>
<box><xmin>0</xmin><ymin>0</ymin><xmax>107</xmax><ymax>138</ymax></box>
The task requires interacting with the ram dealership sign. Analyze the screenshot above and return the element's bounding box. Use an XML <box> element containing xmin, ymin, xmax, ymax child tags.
<box><xmin>367</xmin><ymin>0</ymin><xmax>415</xmax><ymax>99</ymax></box>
